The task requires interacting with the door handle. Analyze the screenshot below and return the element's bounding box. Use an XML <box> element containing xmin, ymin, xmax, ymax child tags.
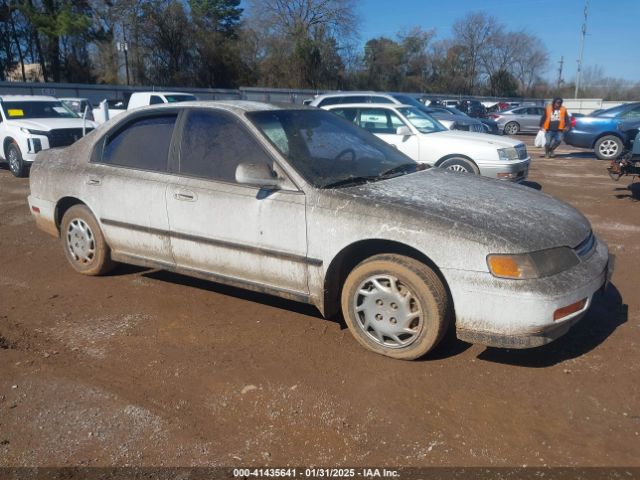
<box><xmin>86</xmin><ymin>178</ymin><xmax>101</xmax><ymax>186</ymax></box>
<box><xmin>174</xmin><ymin>190</ymin><xmax>196</xmax><ymax>201</ymax></box>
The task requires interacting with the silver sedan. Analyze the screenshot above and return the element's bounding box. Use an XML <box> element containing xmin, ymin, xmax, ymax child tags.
<box><xmin>28</xmin><ymin>101</ymin><xmax>611</xmax><ymax>359</ymax></box>
<box><xmin>492</xmin><ymin>106</ymin><xmax>546</xmax><ymax>135</ymax></box>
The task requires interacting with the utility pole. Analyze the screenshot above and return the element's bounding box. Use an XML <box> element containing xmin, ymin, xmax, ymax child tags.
<box><xmin>574</xmin><ymin>0</ymin><xmax>589</xmax><ymax>98</ymax></box>
<box><xmin>557</xmin><ymin>56</ymin><xmax>564</xmax><ymax>89</ymax></box>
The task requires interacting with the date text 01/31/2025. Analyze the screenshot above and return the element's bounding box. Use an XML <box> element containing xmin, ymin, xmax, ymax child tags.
<box><xmin>233</xmin><ymin>468</ymin><xmax>400</xmax><ymax>478</ymax></box>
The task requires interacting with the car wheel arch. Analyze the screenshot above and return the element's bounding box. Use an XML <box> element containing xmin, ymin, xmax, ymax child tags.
<box><xmin>55</xmin><ymin>197</ymin><xmax>94</xmax><ymax>235</ymax></box>
<box><xmin>591</xmin><ymin>132</ymin><xmax>624</xmax><ymax>148</ymax></box>
<box><xmin>322</xmin><ymin>239</ymin><xmax>453</xmax><ymax>321</ymax></box>
<box><xmin>435</xmin><ymin>154</ymin><xmax>478</xmax><ymax>169</ymax></box>
<box><xmin>3</xmin><ymin>137</ymin><xmax>17</xmax><ymax>157</ymax></box>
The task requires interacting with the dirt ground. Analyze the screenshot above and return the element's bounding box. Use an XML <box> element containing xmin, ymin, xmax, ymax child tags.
<box><xmin>0</xmin><ymin>135</ymin><xmax>638</xmax><ymax>468</ymax></box>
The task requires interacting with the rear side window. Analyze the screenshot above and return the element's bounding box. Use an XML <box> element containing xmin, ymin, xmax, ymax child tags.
<box><xmin>317</xmin><ymin>97</ymin><xmax>343</xmax><ymax>107</ymax></box>
<box><xmin>368</xmin><ymin>96</ymin><xmax>394</xmax><ymax>104</ymax></box>
<box><xmin>101</xmin><ymin>115</ymin><xmax>177</xmax><ymax>171</ymax></box>
<box><xmin>179</xmin><ymin>110</ymin><xmax>273</xmax><ymax>183</ymax></box>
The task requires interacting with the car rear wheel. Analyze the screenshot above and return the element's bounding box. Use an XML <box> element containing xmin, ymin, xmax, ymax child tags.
<box><xmin>341</xmin><ymin>254</ymin><xmax>450</xmax><ymax>360</ymax></box>
<box><xmin>594</xmin><ymin>135</ymin><xmax>623</xmax><ymax>160</ymax></box>
<box><xmin>439</xmin><ymin>157</ymin><xmax>480</xmax><ymax>175</ymax></box>
<box><xmin>7</xmin><ymin>142</ymin><xmax>27</xmax><ymax>178</ymax></box>
<box><xmin>504</xmin><ymin>122</ymin><xmax>520</xmax><ymax>135</ymax></box>
<box><xmin>60</xmin><ymin>205</ymin><xmax>115</xmax><ymax>276</ymax></box>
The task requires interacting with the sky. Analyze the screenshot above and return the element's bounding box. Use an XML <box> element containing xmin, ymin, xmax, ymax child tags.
<box><xmin>356</xmin><ymin>0</ymin><xmax>640</xmax><ymax>84</ymax></box>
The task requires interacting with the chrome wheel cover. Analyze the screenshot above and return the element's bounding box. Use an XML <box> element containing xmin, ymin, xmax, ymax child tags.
<box><xmin>447</xmin><ymin>164</ymin><xmax>468</xmax><ymax>173</ymax></box>
<box><xmin>505</xmin><ymin>123</ymin><xmax>518</xmax><ymax>135</ymax></box>
<box><xmin>353</xmin><ymin>274</ymin><xmax>423</xmax><ymax>349</ymax></box>
<box><xmin>599</xmin><ymin>139</ymin><xmax>619</xmax><ymax>158</ymax></box>
<box><xmin>66</xmin><ymin>218</ymin><xmax>96</xmax><ymax>265</ymax></box>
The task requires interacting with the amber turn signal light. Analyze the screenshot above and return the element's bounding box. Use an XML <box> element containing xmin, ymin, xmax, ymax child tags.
<box><xmin>553</xmin><ymin>298</ymin><xmax>587</xmax><ymax>321</ymax></box>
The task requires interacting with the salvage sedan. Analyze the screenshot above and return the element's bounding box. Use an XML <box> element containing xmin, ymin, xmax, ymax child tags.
<box><xmin>28</xmin><ymin>102</ymin><xmax>612</xmax><ymax>360</ymax></box>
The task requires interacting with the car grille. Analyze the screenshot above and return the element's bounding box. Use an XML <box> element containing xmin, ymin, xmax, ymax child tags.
<box><xmin>516</xmin><ymin>144</ymin><xmax>528</xmax><ymax>159</ymax></box>
<box><xmin>46</xmin><ymin>128</ymin><xmax>93</xmax><ymax>148</ymax></box>
<box><xmin>455</xmin><ymin>123</ymin><xmax>485</xmax><ymax>133</ymax></box>
<box><xmin>574</xmin><ymin>232</ymin><xmax>596</xmax><ymax>259</ymax></box>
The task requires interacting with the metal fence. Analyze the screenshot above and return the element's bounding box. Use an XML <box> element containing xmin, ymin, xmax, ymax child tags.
<box><xmin>0</xmin><ymin>80</ymin><xmax>629</xmax><ymax>114</ymax></box>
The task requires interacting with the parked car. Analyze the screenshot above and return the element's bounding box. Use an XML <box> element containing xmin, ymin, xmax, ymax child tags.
<box><xmin>458</xmin><ymin>100</ymin><xmax>487</xmax><ymax>118</ymax></box>
<box><xmin>310</xmin><ymin>92</ymin><xmax>485</xmax><ymax>133</ymax></box>
<box><xmin>324</xmin><ymin>103</ymin><xmax>529</xmax><ymax>182</ymax></box>
<box><xmin>564</xmin><ymin>102</ymin><xmax>640</xmax><ymax>160</ymax></box>
<box><xmin>441</xmin><ymin>106</ymin><xmax>501</xmax><ymax>135</ymax></box>
<box><xmin>28</xmin><ymin>101</ymin><xmax>611</xmax><ymax>359</ymax></box>
<box><xmin>0</xmin><ymin>95</ymin><xmax>96</xmax><ymax>177</ymax></box>
<box><xmin>490</xmin><ymin>105</ymin><xmax>546</xmax><ymax>135</ymax></box>
<box><xmin>59</xmin><ymin>97</ymin><xmax>95</xmax><ymax>121</ymax></box>
<box><xmin>126</xmin><ymin>91</ymin><xmax>198</xmax><ymax>109</ymax></box>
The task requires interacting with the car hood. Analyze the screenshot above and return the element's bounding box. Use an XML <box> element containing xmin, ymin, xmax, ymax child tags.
<box><xmin>7</xmin><ymin>118</ymin><xmax>96</xmax><ymax>131</ymax></box>
<box><xmin>430</xmin><ymin>129</ymin><xmax>522</xmax><ymax>147</ymax></box>
<box><xmin>338</xmin><ymin>169</ymin><xmax>590</xmax><ymax>252</ymax></box>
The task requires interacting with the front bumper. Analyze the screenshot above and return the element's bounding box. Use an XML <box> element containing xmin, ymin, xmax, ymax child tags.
<box><xmin>443</xmin><ymin>235</ymin><xmax>611</xmax><ymax>349</ymax></box>
<box><xmin>478</xmin><ymin>158</ymin><xmax>530</xmax><ymax>182</ymax></box>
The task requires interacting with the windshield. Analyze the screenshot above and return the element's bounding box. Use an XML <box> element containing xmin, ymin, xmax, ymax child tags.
<box><xmin>1</xmin><ymin>101</ymin><xmax>77</xmax><ymax>119</ymax></box>
<box><xmin>165</xmin><ymin>94</ymin><xmax>197</xmax><ymax>103</ymax></box>
<box><xmin>397</xmin><ymin>107</ymin><xmax>447</xmax><ymax>134</ymax></box>
<box><xmin>247</xmin><ymin>109</ymin><xmax>419</xmax><ymax>188</ymax></box>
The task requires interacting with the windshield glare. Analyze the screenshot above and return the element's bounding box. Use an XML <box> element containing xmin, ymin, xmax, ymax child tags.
<box><xmin>2</xmin><ymin>101</ymin><xmax>77</xmax><ymax>119</ymax></box>
<box><xmin>397</xmin><ymin>107</ymin><xmax>447</xmax><ymax>134</ymax></box>
<box><xmin>247</xmin><ymin>109</ymin><xmax>418</xmax><ymax>188</ymax></box>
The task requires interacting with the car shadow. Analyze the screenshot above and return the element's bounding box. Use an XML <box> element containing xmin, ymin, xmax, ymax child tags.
<box><xmin>552</xmin><ymin>151</ymin><xmax>598</xmax><ymax>160</ymax></box>
<box><xmin>613</xmin><ymin>181</ymin><xmax>640</xmax><ymax>201</ymax></box>
<box><xmin>142</xmin><ymin>269</ymin><xmax>325</xmax><ymax>319</ymax></box>
<box><xmin>476</xmin><ymin>284</ymin><xmax>627</xmax><ymax>367</ymax></box>
<box><xmin>520</xmin><ymin>180</ymin><xmax>542</xmax><ymax>191</ymax></box>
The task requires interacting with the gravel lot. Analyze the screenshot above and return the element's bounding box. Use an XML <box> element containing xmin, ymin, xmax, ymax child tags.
<box><xmin>0</xmin><ymin>135</ymin><xmax>638</xmax><ymax>467</ymax></box>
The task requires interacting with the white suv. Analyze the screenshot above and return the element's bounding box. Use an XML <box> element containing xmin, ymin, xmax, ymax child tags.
<box><xmin>0</xmin><ymin>95</ymin><xmax>97</xmax><ymax>177</ymax></box>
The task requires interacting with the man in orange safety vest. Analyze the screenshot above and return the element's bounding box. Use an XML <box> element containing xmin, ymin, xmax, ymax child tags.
<box><xmin>539</xmin><ymin>97</ymin><xmax>571</xmax><ymax>158</ymax></box>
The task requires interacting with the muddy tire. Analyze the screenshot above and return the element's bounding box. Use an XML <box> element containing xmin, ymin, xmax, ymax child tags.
<box><xmin>341</xmin><ymin>254</ymin><xmax>450</xmax><ymax>360</ymax></box>
<box><xmin>7</xmin><ymin>142</ymin><xmax>27</xmax><ymax>178</ymax></box>
<box><xmin>60</xmin><ymin>205</ymin><xmax>115</xmax><ymax>276</ymax></box>
<box><xmin>439</xmin><ymin>157</ymin><xmax>480</xmax><ymax>175</ymax></box>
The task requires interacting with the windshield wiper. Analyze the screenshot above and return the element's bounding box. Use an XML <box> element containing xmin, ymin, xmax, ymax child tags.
<box><xmin>322</xmin><ymin>175</ymin><xmax>380</xmax><ymax>189</ymax></box>
<box><xmin>378</xmin><ymin>163</ymin><xmax>421</xmax><ymax>178</ymax></box>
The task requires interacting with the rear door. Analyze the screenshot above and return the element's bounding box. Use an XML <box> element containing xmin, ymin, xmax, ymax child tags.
<box><xmin>84</xmin><ymin>112</ymin><xmax>178</xmax><ymax>264</ymax></box>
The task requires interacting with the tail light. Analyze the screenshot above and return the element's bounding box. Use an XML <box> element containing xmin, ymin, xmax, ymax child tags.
<box><xmin>570</xmin><ymin>116</ymin><xmax>577</xmax><ymax>128</ymax></box>
<box><xmin>488</xmin><ymin>114</ymin><xmax>500</xmax><ymax>119</ymax></box>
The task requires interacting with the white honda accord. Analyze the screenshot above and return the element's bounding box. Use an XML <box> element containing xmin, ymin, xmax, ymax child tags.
<box><xmin>28</xmin><ymin>101</ymin><xmax>611</xmax><ymax>360</ymax></box>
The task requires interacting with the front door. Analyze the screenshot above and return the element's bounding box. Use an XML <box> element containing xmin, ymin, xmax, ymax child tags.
<box><xmin>166</xmin><ymin>109</ymin><xmax>309</xmax><ymax>296</ymax></box>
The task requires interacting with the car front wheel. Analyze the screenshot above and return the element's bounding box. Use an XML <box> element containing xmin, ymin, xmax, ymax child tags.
<box><xmin>341</xmin><ymin>254</ymin><xmax>450</xmax><ymax>360</ymax></box>
<box><xmin>7</xmin><ymin>142</ymin><xmax>27</xmax><ymax>178</ymax></box>
<box><xmin>439</xmin><ymin>157</ymin><xmax>480</xmax><ymax>175</ymax></box>
<box><xmin>60</xmin><ymin>205</ymin><xmax>115</xmax><ymax>275</ymax></box>
<box><xmin>594</xmin><ymin>135</ymin><xmax>623</xmax><ymax>160</ymax></box>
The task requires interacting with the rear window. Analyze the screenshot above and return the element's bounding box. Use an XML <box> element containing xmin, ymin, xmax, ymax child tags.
<box><xmin>100</xmin><ymin>114</ymin><xmax>177</xmax><ymax>171</ymax></box>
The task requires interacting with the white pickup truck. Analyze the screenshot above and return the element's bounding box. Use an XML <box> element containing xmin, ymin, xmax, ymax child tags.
<box><xmin>92</xmin><ymin>91</ymin><xmax>198</xmax><ymax>124</ymax></box>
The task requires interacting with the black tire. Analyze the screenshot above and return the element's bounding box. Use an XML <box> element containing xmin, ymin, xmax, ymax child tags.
<box><xmin>503</xmin><ymin>122</ymin><xmax>520</xmax><ymax>135</ymax></box>
<box><xmin>340</xmin><ymin>254</ymin><xmax>450</xmax><ymax>360</ymax></box>
<box><xmin>60</xmin><ymin>205</ymin><xmax>115</xmax><ymax>276</ymax></box>
<box><xmin>594</xmin><ymin>135</ymin><xmax>623</xmax><ymax>160</ymax></box>
<box><xmin>6</xmin><ymin>142</ymin><xmax>27</xmax><ymax>178</ymax></box>
<box><xmin>439</xmin><ymin>157</ymin><xmax>480</xmax><ymax>175</ymax></box>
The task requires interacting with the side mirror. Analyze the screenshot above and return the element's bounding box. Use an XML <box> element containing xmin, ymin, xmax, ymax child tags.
<box><xmin>396</xmin><ymin>126</ymin><xmax>413</xmax><ymax>136</ymax></box>
<box><xmin>235</xmin><ymin>162</ymin><xmax>280</xmax><ymax>188</ymax></box>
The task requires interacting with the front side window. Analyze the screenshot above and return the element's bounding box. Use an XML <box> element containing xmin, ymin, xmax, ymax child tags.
<box><xmin>101</xmin><ymin>114</ymin><xmax>177</xmax><ymax>171</ymax></box>
<box><xmin>179</xmin><ymin>110</ymin><xmax>273</xmax><ymax>182</ymax></box>
<box><xmin>164</xmin><ymin>94</ymin><xmax>197</xmax><ymax>103</ymax></box>
<box><xmin>1</xmin><ymin>101</ymin><xmax>77</xmax><ymax>119</ymax></box>
<box><xmin>247</xmin><ymin>109</ymin><xmax>417</xmax><ymax>188</ymax></box>
<box><xmin>149</xmin><ymin>95</ymin><xmax>164</xmax><ymax>105</ymax></box>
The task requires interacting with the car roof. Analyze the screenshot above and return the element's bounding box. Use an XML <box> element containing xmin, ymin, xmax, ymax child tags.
<box><xmin>0</xmin><ymin>95</ymin><xmax>58</xmax><ymax>102</ymax></box>
<box><xmin>120</xmin><ymin>100</ymin><xmax>309</xmax><ymax>115</ymax></box>
<box><xmin>324</xmin><ymin>103</ymin><xmax>410</xmax><ymax>110</ymax></box>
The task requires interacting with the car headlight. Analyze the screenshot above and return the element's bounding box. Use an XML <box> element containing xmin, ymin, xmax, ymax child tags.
<box><xmin>487</xmin><ymin>247</ymin><xmax>580</xmax><ymax>279</ymax></box>
<box><xmin>20</xmin><ymin>127</ymin><xmax>48</xmax><ymax>135</ymax></box>
<box><xmin>497</xmin><ymin>147</ymin><xmax>518</xmax><ymax>161</ymax></box>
